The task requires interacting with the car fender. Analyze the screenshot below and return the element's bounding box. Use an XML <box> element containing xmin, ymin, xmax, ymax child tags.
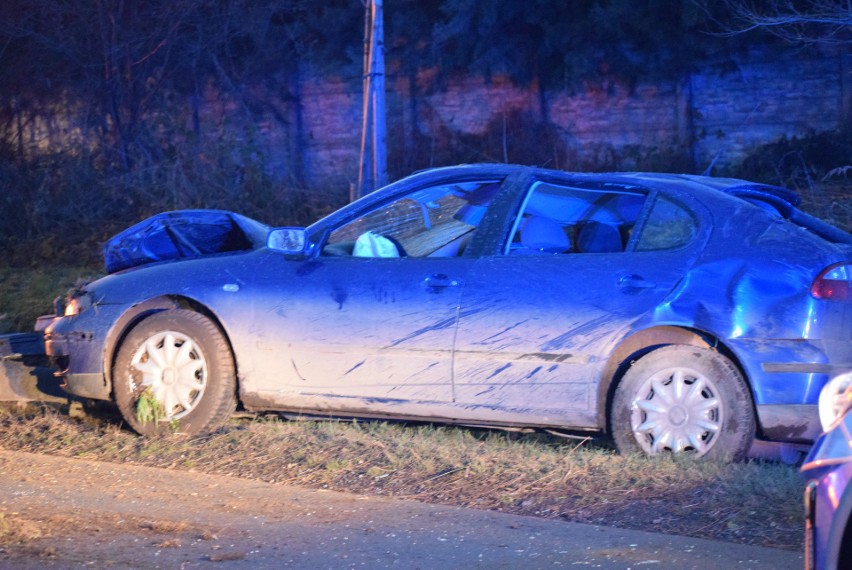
<box><xmin>596</xmin><ymin>325</ymin><xmax>714</xmax><ymax>427</ymax></box>
<box><xmin>102</xmin><ymin>295</ymin><xmax>240</xmax><ymax>400</ymax></box>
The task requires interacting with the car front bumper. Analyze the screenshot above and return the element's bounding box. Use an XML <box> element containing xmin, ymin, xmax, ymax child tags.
<box><xmin>43</xmin><ymin>308</ymin><xmax>125</xmax><ymax>401</ymax></box>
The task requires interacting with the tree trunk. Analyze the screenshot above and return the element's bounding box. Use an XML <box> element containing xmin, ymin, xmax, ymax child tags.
<box><xmin>676</xmin><ymin>73</ymin><xmax>697</xmax><ymax>172</ymax></box>
<box><xmin>841</xmin><ymin>47</ymin><xmax>852</xmax><ymax>129</ymax></box>
<box><xmin>288</xmin><ymin>58</ymin><xmax>307</xmax><ymax>187</ymax></box>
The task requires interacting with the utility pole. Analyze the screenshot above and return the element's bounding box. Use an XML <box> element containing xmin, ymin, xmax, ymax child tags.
<box><xmin>356</xmin><ymin>0</ymin><xmax>387</xmax><ymax>200</ymax></box>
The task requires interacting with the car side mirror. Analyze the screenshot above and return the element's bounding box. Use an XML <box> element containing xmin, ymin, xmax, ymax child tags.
<box><xmin>267</xmin><ymin>227</ymin><xmax>307</xmax><ymax>255</ymax></box>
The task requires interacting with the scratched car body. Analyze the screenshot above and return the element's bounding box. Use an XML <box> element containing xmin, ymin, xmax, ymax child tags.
<box><xmin>43</xmin><ymin>164</ymin><xmax>852</xmax><ymax>459</ymax></box>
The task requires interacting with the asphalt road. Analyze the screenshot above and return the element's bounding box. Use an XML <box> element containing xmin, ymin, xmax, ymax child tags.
<box><xmin>0</xmin><ymin>449</ymin><xmax>803</xmax><ymax>569</ymax></box>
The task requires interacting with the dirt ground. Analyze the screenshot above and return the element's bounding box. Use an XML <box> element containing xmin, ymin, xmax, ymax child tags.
<box><xmin>0</xmin><ymin>449</ymin><xmax>803</xmax><ymax>569</ymax></box>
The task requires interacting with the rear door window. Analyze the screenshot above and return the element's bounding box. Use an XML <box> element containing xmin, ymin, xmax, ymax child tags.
<box><xmin>506</xmin><ymin>181</ymin><xmax>647</xmax><ymax>255</ymax></box>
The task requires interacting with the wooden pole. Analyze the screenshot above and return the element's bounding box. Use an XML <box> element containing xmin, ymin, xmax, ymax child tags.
<box><xmin>372</xmin><ymin>0</ymin><xmax>387</xmax><ymax>191</ymax></box>
<box><xmin>356</xmin><ymin>0</ymin><xmax>387</xmax><ymax>200</ymax></box>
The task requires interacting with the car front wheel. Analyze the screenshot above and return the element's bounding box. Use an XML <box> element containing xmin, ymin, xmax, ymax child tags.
<box><xmin>113</xmin><ymin>309</ymin><xmax>237</xmax><ymax>436</ymax></box>
<box><xmin>610</xmin><ymin>345</ymin><xmax>755</xmax><ymax>461</ymax></box>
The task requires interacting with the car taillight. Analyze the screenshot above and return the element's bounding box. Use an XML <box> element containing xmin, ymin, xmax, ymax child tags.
<box><xmin>811</xmin><ymin>263</ymin><xmax>852</xmax><ymax>301</ymax></box>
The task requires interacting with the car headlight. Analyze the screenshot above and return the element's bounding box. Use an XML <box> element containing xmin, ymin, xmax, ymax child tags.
<box><xmin>64</xmin><ymin>292</ymin><xmax>92</xmax><ymax>317</ymax></box>
<box><xmin>818</xmin><ymin>372</ymin><xmax>852</xmax><ymax>431</ymax></box>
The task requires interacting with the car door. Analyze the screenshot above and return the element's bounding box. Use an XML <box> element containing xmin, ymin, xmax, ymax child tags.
<box><xmin>451</xmin><ymin>179</ymin><xmax>705</xmax><ymax>427</ymax></box>
<box><xmin>240</xmin><ymin>178</ymin><xmax>503</xmax><ymax>413</ymax></box>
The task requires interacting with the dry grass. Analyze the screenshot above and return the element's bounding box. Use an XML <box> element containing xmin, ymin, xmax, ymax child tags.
<box><xmin>0</xmin><ymin>512</ymin><xmax>45</xmax><ymax>544</ymax></box>
<box><xmin>0</xmin><ymin>403</ymin><xmax>804</xmax><ymax>550</ymax></box>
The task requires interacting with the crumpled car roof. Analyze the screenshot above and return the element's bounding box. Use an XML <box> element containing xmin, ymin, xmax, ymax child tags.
<box><xmin>103</xmin><ymin>210</ymin><xmax>270</xmax><ymax>274</ymax></box>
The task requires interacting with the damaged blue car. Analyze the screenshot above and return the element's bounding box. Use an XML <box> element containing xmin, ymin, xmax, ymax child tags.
<box><xmin>42</xmin><ymin>164</ymin><xmax>852</xmax><ymax>460</ymax></box>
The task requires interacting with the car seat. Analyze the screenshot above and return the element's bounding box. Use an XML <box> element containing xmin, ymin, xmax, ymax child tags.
<box><xmin>576</xmin><ymin>222</ymin><xmax>622</xmax><ymax>253</ymax></box>
<box><xmin>519</xmin><ymin>216</ymin><xmax>571</xmax><ymax>254</ymax></box>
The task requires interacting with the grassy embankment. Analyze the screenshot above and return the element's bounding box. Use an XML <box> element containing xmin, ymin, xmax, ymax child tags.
<box><xmin>0</xmin><ymin>403</ymin><xmax>804</xmax><ymax>550</ymax></box>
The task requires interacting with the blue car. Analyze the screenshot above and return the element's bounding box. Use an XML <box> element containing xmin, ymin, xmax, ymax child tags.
<box><xmin>802</xmin><ymin>372</ymin><xmax>852</xmax><ymax>570</ymax></box>
<box><xmin>42</xmin><ymin>164</ymin><xmax>852</xmax><ymax>459</ymax></box>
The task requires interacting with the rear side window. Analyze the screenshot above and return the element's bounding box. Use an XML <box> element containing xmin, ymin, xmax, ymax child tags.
<box><xmin>507</xmin><ymin>181</ymin><xmax>646</xmax><ymax>255</ymax></box>
<box><xmin>635</xmin><ymin>196</ymin><xmax>697</xmax><ymax>251</ymax></box>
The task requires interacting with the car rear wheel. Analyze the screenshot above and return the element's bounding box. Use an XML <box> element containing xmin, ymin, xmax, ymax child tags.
<box><xmin>113</xmin><ymin>309</ymin><xmax>237</xmax><ymax>436</ymax></box>
<box><xmin>610</xmin><ymin>345</ymin><xmax>754</xmax><ymax>461</ymax></box>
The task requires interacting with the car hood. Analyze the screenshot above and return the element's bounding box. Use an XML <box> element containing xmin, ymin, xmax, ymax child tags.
<box><xmin>103</xmin><ymin>210</ymin><xmax>270</xmax><ymax>274</ymax></box>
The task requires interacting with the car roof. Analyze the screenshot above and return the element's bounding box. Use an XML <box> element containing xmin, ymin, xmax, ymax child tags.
<box><xmin>443</xmin><ymin>165</ymin><xmax>852</xmax><ymax>245</ymax></box>
<box><xmin>311</xmin><ymin>164</ymin><xmax>852</xmax><ymax>246</ymax></box>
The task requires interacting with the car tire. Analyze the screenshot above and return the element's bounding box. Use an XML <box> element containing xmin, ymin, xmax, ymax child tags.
<box><xmin>610</xmin><ymin>345</ymin><xmax>755</xmax><ymax>461</ymax></box>
<box><xmin>113</xmin><ymin>309</ymin><xmax>237</xmax><ymax>436</ymax></box>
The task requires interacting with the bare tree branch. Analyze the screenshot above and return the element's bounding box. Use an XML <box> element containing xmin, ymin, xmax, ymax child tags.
<box><xmin>717</xmin><ymin>0</ymin><xmax>852</xmax><ymax>44</ymax></box>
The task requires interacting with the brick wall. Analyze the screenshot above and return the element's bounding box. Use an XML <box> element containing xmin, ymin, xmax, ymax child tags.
<box><xmin>689</xmin><ymin>54</ymin><xmax>848</xmax><ymax>171</ymax></box>
<box><xmin>238</xmin><ymin>49</ymin><xmax>852</xmax><ymax>188</ymax></box>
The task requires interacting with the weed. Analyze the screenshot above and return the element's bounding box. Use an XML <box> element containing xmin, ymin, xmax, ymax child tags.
<box><xmin>366</xmin><ymin>466</ymin><xmax>389</xmax><ymax>478</ymax></box>
<box><xmin>135</xmin><ymin>387</ymin><xmax>165</xmax><ymax>426</ymax></box>
<box><xmin>324</xmin><ymin>458</ymin><xmax>350</xmax><ymax>471</ymax></box>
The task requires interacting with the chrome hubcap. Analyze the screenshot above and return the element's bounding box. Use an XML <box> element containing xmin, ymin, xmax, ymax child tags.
<box><xmin>129</xmin><ymin>331</ymin><xmax>207</xmax><ymax>420</ymax></box>
<box><xmin>630</xmin><ymin>367</ymin><xmax>723</xmax><ymax>456</ymax></box>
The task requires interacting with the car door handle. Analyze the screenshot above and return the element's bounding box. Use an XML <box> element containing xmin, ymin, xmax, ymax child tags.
<box><xmin>424</xmin><ymin>274</ymin><xmax>461</xmax><ymax>288</ymax></box>
<box><xmin>618</xmin><ymin>274</ymin><xmax>656</xmax><ymax>291</ymax></box>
